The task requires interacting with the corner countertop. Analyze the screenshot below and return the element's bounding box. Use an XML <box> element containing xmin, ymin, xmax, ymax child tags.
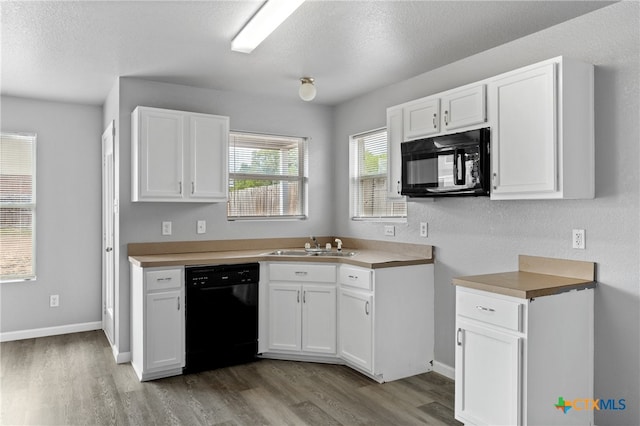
<box><xmin>127</xmin><ymin>237</ymin><xmax>434</xmax><ymax>270</ymax></box>
<box><xmin>452</xmin><ymin>255</ymin><xmax>596</xmax><ymax>299</ymax></box>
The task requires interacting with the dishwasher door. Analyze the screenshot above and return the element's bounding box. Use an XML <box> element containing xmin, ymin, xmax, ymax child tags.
<box><xmin>184</xmin><ymin>264</ymin><xmax>259</xmax><ymax>373</ymax></box>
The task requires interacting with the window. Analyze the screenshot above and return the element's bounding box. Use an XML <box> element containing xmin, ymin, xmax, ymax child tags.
<box><xmin>228</xmin><ymin>132</ymin><xmax>307</xmax><ymax>219</ymax></box>
<box><xmin>350</xmin><ymin>128</ymin><xmax>406</xmax><ymax>220</ymax></box>
<box><xmin>1</xmin><ymin>132</ymin><xmax>36</xmax><ymax>281</ymax></box>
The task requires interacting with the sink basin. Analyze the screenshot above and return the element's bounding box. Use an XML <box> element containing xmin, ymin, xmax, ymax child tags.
<box><xmin>313</xmin><ymin>251</ymin><xmax>357</xmax><ymax>257</ymax></box>
<box><xmin>266</xmin><ymin>250</ymin><xmax>357</xmax><ymax>257</ymax></box>
<box><xmin>267</xmin><ymin>250</ymin><xmax>310</xmax><ymax>256</ymax></box>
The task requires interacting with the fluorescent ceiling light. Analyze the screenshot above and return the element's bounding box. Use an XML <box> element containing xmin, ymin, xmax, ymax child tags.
<box><xmin>231</xmin><ymin>0</ymin><xmax>305</xmax><ymax>54</ymax></box>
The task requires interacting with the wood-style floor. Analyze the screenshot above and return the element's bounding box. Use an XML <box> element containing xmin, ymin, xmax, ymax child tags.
<box><xmin>1</xmin><ymin>331</ymin><xmax>461</xmax><ymax>425</ymax></box>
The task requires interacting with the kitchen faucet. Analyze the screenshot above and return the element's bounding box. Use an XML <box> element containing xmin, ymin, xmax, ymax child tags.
<box><xmin>310</xmin><ymin>236</ymin><xmax>320</xmax><ymax>249</ymax></box>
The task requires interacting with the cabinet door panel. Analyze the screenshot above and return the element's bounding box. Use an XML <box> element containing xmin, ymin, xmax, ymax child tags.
<box><xmin>140</xmin><ymin>110</ymin><xmax>185</xmax><ymax>199</ymax></box>
<box><xmin>490</xmin><ymin>63</ymin><xmax>557</xmax><ymax>195</ymax></box>
<box><xmin>339</xmin><ymin>289</ymin><xmax>373</xmax><ymax>372</ymax></box>
<box><xmin>455</xmin><ymin>319</ymin><xmax>521</xmax><ymax>426</ymax></box>
<box><xmin>268</xmin><ymin>284</ymin><xmax>301</xmax><ymax>351</ymax></box>
<box><xmin>190</xmin><ymin>114</ymin><xmax>229</xmax><ymax>201</ymax></box>
<box><xmin>302</xmin><ymin>285</ymin><xmax>336</xmax><ymax>354</ymax></box>
<box><xmin>386</xmin><ymin>106</ymin><xmax>404</xmax><ymax>199</ymax></box>
<box><xmin>404</xmin><ymin>98</ymin><xmax>440</xmax><ymax>140</ymax></box>
<box><xmin>146</xmin><ymin>290</ymin><xmax>184</xmax><ymax>371</ymax></box>
<box><xmin>441</xmin><ymin>85</ymin><xmax>486</xmax><ymax>131</ymax></box>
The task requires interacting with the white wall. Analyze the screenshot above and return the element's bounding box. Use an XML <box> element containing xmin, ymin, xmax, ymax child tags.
<box><xmin>333</xmin><ymin>3</ymin><xmax>639</xmax><ymax>425</ymax></box>
<box><xmin>112</xmin><ymin>77</ymin><xmax>334</xmax><ymax>353</ymax></box>
<box><xmin>0</xmin><ymin>96</ymin><xmax>103</xmax><ymax>334</ymax></box>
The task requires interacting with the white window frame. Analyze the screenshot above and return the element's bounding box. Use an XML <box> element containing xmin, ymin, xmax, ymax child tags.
<box><xmin>349</xmin><ymin>127</ymin><xmax>407</xmax><ymax>221</ymax></box>
<box><xmin>1</xmin><ymin>132</ymin><xmax>36</xmax><ymax>282</ymax></box>
<box><xmin>227</xmin><ymin>131</ymin><xmax>308</xmax><ymax>220</ymax></box>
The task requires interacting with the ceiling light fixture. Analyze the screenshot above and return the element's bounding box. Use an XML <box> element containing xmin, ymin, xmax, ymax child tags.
<box><xmin>231</xmin><ymin>0</ymin><xmax>305</xmax><ymax>54</ymax></box>
<box><xmin>298</xmin><ymin>77</ymin><xmax>316</xmax><ymax>101</ymax></box>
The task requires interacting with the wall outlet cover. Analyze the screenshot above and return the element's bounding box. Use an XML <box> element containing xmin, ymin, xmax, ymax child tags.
<box><xmin>162</xmin><ymin>221</ymin><xmax>172</xmax><ymax>236</ymax></box>
<box><xmin>384</xmin><ymin>225</ymin><xmax>395</xmax><ymax>236</ymax></box>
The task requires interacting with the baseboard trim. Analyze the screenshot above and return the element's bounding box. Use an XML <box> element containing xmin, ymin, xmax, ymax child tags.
<box><xmin>0</xmin><ymin>321</ymin><xmax>102</xmax><ymax>342</ymax></box>
<box><xmin>114</xmin><ymin>347</ymin><xmax>131</xmax><ymax>364</ymax></box>
<box><xmin>433</xmin><ymin>360</ymin><xmax>455</xmax><ymax>380</ymax></box>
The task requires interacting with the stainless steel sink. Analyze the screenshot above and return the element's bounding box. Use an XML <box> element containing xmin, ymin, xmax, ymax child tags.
<box><xmin>267</xmin><ymin>250</ymin><xmax>309</xmax><ymax>256</ymax></box>
<box><xmin>266</xmin><ymin>250</ymin><xmax>357</xmax><ymax>257</ymax></box>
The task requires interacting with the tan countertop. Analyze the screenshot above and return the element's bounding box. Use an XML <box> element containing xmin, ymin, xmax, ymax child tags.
<box><xmin>128</xmin><ymin>237</ymin><xmax>434</xmax><ymax>270</ymax></box>
<box><xmin>452</xmin><ymin>255</ymin><xmax>596</xmax><ymax>299</ymax></box>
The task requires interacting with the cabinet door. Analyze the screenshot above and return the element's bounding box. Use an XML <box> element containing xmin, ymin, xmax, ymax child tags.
<box><xmin>441</xmin><ymin>85</ymin><xmax>486</xmax><ymax>131</ymax></box>
<box><xmin>268</xmin><ymin>284</ymin><xmax>301</xmax><ymax>352</ymax></box>
<box><xmin>339</xmin><ymin>288</ymin><xmax>373</xmax><ymax>372</ymax></box>
<box><xmin>302</xmin><ymin>285</ymin><xmax>336</xmax><ymax>354</ymax></box>
<box><xmin>189</xmin><ymin>114</ymin><xmax>229</xmax><ymax>201</ymax></box>
<box><xmin>490</xmin><ymin>63</ymin><xmax>557</xmax><ymax>197</ymax></box>
<box><xmin>137</xmin><ymin>108</ymin><xmax>185</xmax><ymax>200</ymax></box>
<box><xmin>386</xmin><ymin>106</ymin><xmax>404</xmax><ymax>199</ymax></box>
<box><xmin>455</xmin><ymin>319</ymin><xmax>521</xmax><ymax>426</ymax></box>
<box><xmin>146</xmin><ymin>289</ymin><xmax>184</xmax><ymax>371</ymax></box>
<box><xmin>403</xmin><ymin>97</ymin><xmax>440</xmax><ymax>140</ymax></box>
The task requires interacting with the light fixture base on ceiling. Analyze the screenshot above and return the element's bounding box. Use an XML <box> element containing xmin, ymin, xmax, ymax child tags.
<box><xmin>299</xmin><ymin>77</ymin><xmax>316</xmax><ymax>101</ymax></box>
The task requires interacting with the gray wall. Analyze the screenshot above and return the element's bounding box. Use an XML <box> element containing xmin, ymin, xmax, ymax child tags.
<box><xmin>0</xmin><ymin>96</ymin><xmax>103</xmax><ymax>332</ymax></box>
<box><xmin>111</xmin><ymin>77</ymin><xmax>335</xmax><ymax>353</ymax></box>
<box><xmin>333</xmin><ymin>3</ymin><xmax>639</xmax><ymax>425</ymax></box>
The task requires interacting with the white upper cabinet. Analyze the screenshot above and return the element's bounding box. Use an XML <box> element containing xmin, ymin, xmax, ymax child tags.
<box><xmin>489</xmin><ymin>57</ymin><xmax>594</xmax><ymax>200</ymax></box>
<box><xmin>440</xmin><ymin>84</ymin><xmax>487</xmax><ymax>131</ymax></box>
<box><xmin>386</xmin><ymin>105</ymin><xmax>404</xmax><ymax>199</ymax></box>
<box><xmin>132</xmin><ymin>106</ymin><xmax>229</xmax><ymax>202</ymax></box>
<box><xmin>403</xmin><ymin>97</ymin><xmax>440</xmax><ymax>140</ymax></box>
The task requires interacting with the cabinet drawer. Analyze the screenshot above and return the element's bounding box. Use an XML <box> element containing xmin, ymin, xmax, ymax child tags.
<box><xmin>339</xmin><ymin>266</ymin><xmax>372</xmax><ymax>291</ymax></box>
<box><xmin>457</xmin><ymin>290</ymin><xmax>522</xmax><ymax>332</ymax></box>
<box><xmin>269</xmin><ymin>263</ymin><xmax>336</xmax><ymax>283</ymax></box>
<box><xmin>146</xmin><ymin>268</ymin><xmax>182</xmax><ymax>291</ymax></box>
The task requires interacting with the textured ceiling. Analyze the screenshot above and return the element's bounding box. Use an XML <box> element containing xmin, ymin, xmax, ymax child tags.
<box><xmin>1</xmin><ymin>1</ymin><xmax>615</xmax><ymax>106</ymax></box>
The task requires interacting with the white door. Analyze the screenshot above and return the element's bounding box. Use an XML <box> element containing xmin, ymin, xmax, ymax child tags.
<box><xmin>455</xmin><ymin>319</ymin><xmax>521</xmax><ymax>426</ymax></box>
<box><xmin>302</xmin><ymin>285</ymin><xmax>336</xmax><ymax>354</ymax></box>
<box><xmin>268</xmin><ymin>284</ymin><xmax>302</xmax><ymax>351</ymax></box>
<box><xmin>101</xmin><ymin>122</ymin><xmax>115</xmax><ymax>346</ymax></box>
<box><xmin>339</xmin><ymin>288</ymin><xmax>373</xmax><ymax>372</ymax></box>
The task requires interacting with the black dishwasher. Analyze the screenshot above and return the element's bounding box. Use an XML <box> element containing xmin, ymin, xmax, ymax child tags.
<box><xmin>184</xmin><ymin>263</ymin><xmax>259</xmax><ymax>373</ymax></box>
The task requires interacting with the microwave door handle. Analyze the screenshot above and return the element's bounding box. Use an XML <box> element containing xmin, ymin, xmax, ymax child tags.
<box><xmin>454</xmin><ymin>149</ymin><xmax>465</xmax><ymax>185</ymax></box>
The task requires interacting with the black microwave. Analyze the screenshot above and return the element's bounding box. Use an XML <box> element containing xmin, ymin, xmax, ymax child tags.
<box><xmin>400</xmin><ymin>128</ymin><xmax>490</xmax><ymax>197</ymax></box>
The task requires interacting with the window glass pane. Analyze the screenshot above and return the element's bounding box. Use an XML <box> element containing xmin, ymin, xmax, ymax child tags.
<box><xmin>1</xmin><ymin>133</ymin><xmax>36</xmax><ymax>281</ymax></box>
<box><xmin>350</xmin><ymin>129</ymin><xmax>406</xmax><ymax>220</ymax></box>
<box><xmin>228</xmin><ymin>132</ymin><xmax>306</xmax><ymax>219</ymax></box>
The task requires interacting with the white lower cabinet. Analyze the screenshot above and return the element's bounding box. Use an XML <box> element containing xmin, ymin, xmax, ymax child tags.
<box><xmin>131</xmin><ymin>265</ymin><xmax>185</xmax><ymax>381</ymax></box>
<box><xmin>262</xmin><ymin>261</ymin><xmax>434</xmax><ymax>383</ymax></box>
<box><xmin>267</xmin><ymin>263</ymin><xmax>337</xmax><ymax>355</ymax></box>
<box><xmin>338</xmin><ymin>287</ymin><xmax>373</xmax><ymax>371</ymax></box>
<box><xmin>338</xmin><ymin>264</ymin><xmax>434</xmax><ymax>382</ymax></box>
<box><xmin>455</xmin><ymin>286</ymin><xmax>594</xmax><ymax>425</ymax></box>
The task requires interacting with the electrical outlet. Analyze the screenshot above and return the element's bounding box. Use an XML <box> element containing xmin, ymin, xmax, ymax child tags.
<box><xmin>50</xmin><ymin>294</ymin><xmax>59</xmax><ymax>308</ymax></box>
<box><xmin>197</xmin><ymin>220</ymin><xmax>206</xmax><ymax>234</ymax></box>
<box><xmin>162</xmin><ymin>221</ymin><xmax>172</xmax><ymax>236</ymax></box>
<box><xmin>572</xmin><ymin>229</ymin><xmax>585</xmax><ymax>249</ymax></box>
<box><xmin>384</xmin><ymin>225</ymin><xmax>395</xmax><ymax>236</ymax></box>
<box><xmin>420</xmin><ymin>222</ymin><xmax>428</xmax><ymax>237</ymax></box>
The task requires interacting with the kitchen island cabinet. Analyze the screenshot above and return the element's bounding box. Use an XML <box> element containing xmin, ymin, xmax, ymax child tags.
<box><xmin>453</xmin><ymin>255</ymin><xmax>596</xmax><ymax>425</ymax></box>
